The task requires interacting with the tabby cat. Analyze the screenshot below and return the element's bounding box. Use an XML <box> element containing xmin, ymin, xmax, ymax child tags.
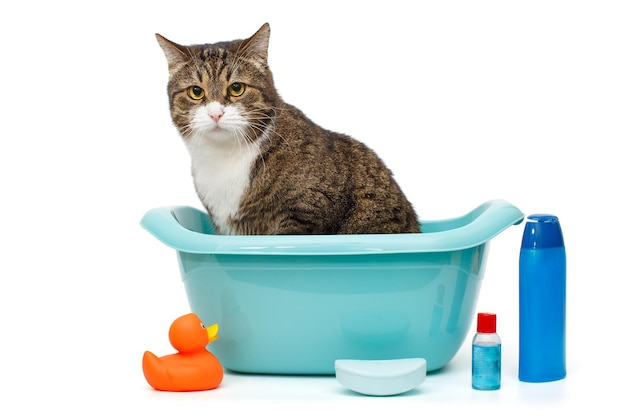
<box><xmin>156</xmin><ymin>23</ymin><xmax>420</xmax><ymax>235</ymax></box>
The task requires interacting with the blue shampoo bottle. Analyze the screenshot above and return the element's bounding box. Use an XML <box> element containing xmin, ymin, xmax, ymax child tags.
<box><xmin>519</xmin><ymin>214</ymin><xmax>566</xmax><ymax>382</ymax></box>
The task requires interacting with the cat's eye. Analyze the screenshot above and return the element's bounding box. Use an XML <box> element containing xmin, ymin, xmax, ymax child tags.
<box><xmin>227</xmin><ymin>82</ymin><xmax>246</xmax><ymax>97</ymax></box>
<box><xmin>187</xmin><ymin>86</ymin><xmax>205</xmax><ymax>100</ymax></box>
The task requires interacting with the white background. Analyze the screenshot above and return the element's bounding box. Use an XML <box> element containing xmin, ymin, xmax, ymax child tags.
<box><xmin>1</xmin><ymin>1</ymin><xmax>624</xmax><ymax>415</ymax></box>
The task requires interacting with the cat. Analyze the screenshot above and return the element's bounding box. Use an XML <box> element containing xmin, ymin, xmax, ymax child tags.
<box><xmin>156</xmin><ymin>23</ymin><xmax>421</xmax><ymax>235</ymax></box>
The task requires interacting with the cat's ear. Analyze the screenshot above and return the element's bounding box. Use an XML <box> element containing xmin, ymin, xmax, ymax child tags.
<box><xmin>155</xmin><ymin>34</ymin><xmax>190</xmax><ymax>68</ymax></box>
<box><xmin>240</xmin><ymin>23</ymin><xmax>271</xmax><ymax>61</ymax></box>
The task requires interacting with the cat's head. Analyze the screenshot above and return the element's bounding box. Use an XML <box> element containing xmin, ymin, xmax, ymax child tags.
<box><xmin>156</xmin><ymin>23</ymin><xmax>280</xmax><ymax>148</ymax></box>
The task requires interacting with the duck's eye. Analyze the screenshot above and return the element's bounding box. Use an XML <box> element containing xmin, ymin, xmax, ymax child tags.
<box><xmin>188</xmin><ymin>85</ymin><xmax>205</xmax><ymax>100</ymax></box>
<box><xmin>200</xmin><ymin>323</ymin><xmax>206</xmax><ymax>329</ymax></box>
<box><xmin>227</xmin><ymin>82</ymin><xmax>246</xmax><ymax>97</ymax></box>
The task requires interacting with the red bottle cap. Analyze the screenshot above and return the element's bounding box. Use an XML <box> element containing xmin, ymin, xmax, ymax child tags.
<box><xmin>477</xmin><ymin>313</ymin><xmax>497</xmax><ymax>333</ymax></box>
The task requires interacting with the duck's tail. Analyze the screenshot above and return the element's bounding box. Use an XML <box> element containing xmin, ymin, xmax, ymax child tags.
<box><xmin>142</xmin><ymin>351</ymin><xmax>174</xmax><ymax>391</ymax></box>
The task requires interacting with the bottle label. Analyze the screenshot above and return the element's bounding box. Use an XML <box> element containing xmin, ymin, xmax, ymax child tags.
<box><xmin>519</xmin><ymin>247</ymin><xmax>566</xmax><ymax>382</ymax></box>
<box><xmin>472</xmin><ymin>345</ymin><xmax>501</xmax><ymax>390</ymax></box>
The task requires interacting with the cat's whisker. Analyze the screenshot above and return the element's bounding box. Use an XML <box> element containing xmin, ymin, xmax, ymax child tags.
<box><xmin>229</xmin><ymin>123</ymin><xmax>267</xmax><ymax>173</ymax></box>
<box><xmin>178</xmin><ymin>123</ymin><xmax>195</xmax><ymax>141</ymax></box>
<box><xmin>249</xmin><ymin>106</ymin><xmax>291</xmax><ymax>148</ymax></box>
<box><xmin>234</xmin><ymin>126</ymin><xmax>247</xmax><ymax>155</ymax></box>
<box><xmin>241</xmin><ymin>127</ymin><xmax>268</xmax><ymax>173</ymax></box>
<box><xmin>259</xmin><ymin>121</ymin><xmax>291</xmax><ymax>149</ymax></box>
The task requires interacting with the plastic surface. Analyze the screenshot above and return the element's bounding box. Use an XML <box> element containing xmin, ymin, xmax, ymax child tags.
<box><xmin>476</xmin><ymin>312</ymin><xmax>496</xmax><ymax>333</ymax></box>
<box><xmin>521</xmin><ymin>214</ymin><xmax>565</xmax><ymax>249</ymax></box>
<box><xmin>335</xmin><ymin>358</ymin><xmax>427</xmax><ymax>396</ymax></box>
<box><xmin>141</xmin><ymin>199</ymin><xmax>525</xmax><ymax>255</ymax></box>
<box><xmin>140</xmin><ymin>200</ymin><xmax>523</xmax><ymax>374</ymax></box>
<box><xmin>142</xmin><ymin>313</ymin><xmax>224</xmax><ymax>391</ymax></box>
<box><xmin>519</xmin><ymin>214</ymin><xmax>566</xmax><ymax>383</ymax></box>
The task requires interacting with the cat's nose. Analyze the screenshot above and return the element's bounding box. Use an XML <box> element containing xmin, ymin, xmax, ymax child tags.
<box><xmin>207</xmin><ymin>102</ymin><xmax>224</xmax><ymax>124</ymax></box>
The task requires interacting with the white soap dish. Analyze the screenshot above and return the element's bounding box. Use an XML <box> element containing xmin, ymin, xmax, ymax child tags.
<box><xmin>334</xmin><ymin>358</ymin><xmax>427</xmax><ymax>396</ymax></box>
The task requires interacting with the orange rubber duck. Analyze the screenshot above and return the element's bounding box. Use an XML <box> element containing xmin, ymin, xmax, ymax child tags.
<box><xmin>142</xmin><ymin>313</ymin><xmax>224</xmax><ymax>392</ymax></box>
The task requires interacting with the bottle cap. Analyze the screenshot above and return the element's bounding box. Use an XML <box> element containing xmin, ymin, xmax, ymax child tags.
<box><xmin>521</xmin><ymin>214</ymin><xmax>564</xmax><ymax>249</ymax></box>
<box><xmin>477</xmin><ymin>313</ymin><xmax>496</xmax><ymax>333</ymax></box>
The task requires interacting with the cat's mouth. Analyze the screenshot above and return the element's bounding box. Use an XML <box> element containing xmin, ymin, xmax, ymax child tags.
<box><xmin>191</xmin><ymin>118</ymin><xmax>230</xmax><ymax>137</ymax></box>
<box><xmin>194</xmin><ymin>125</ymin><xmax>240</xmax><ymax>145</ymax></box>
<box><xmin>207</xmin><ymin>122</ymin><xmax>234</xmax><ymax>136</ymax></box>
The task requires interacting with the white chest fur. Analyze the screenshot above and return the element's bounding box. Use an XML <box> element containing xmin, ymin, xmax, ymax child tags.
<box><xmin>187</xmin><ymin>139</ymin><xmax>260</xmax><ymax>235</ymax></box>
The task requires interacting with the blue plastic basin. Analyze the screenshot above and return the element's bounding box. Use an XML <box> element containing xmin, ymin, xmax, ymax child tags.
<box><xmin>141</xmin><ymin>199</ymin><xmax>523</xmax><ymax>374</ymax></box>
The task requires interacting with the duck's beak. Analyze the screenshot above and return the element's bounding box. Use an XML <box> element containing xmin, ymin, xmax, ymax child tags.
<box><xmin>206</xmin><ymin>323</ymin><xmax>219</xmax><ymax>343</ymax></box>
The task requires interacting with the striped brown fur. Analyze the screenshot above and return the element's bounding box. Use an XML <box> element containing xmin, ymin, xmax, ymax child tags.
<box><xmin>156</xmin><ymin>23</ymin><xmax>420</xmax><ymax>235</ymax></box>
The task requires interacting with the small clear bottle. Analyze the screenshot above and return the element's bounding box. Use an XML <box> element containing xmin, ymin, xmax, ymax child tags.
<box><xmin>472</xmin><ymin>312</ymin><xmax>501</xmax><ymax>390</ymax></box>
